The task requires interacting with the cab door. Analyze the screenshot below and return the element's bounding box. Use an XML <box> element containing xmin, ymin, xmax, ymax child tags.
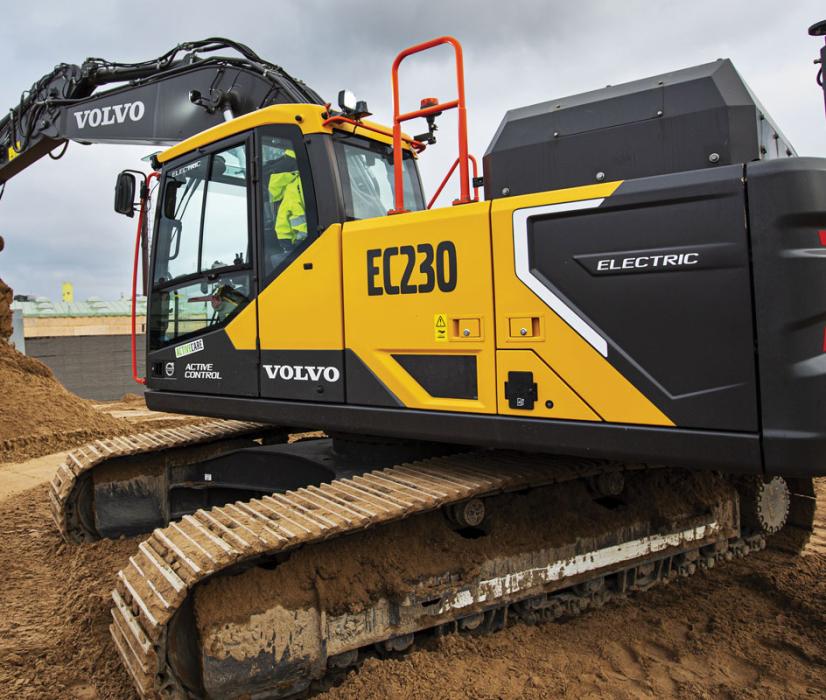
<box><xmin>246</xmin><ymin>125</ymin><xmax>345</xmax><ymax>403</ymax></box>
<box><xmin>146</xmin><ymin>138</ymin><xmax>259</xmax><ymax>396</ymax></box>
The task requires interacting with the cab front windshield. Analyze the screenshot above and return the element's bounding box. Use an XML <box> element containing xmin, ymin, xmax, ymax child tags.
<box><xmin>335</xmin><ymin>136</ymin><xmax>425</xmax><ymax>219</ymax></box>
<box><xmin>149</xmin><ymin>143</ymin><xmax>252</xmax><ymax>349</ymax></box>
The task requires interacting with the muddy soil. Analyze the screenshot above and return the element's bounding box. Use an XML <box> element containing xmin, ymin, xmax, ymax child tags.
<box><xmin>0</xmin><ymin>485</ymin><xmax>137</xmax><ymax>699</ymax></box>
<box><xmin>195</xmin><ymin>470</ymin><xmax>733</xmax><ymax>626</ymax></box>
<box><xmin>0</xmin><ymin>476</ymin><xmax>824</xmax><ymax>699</ymax></box>
<box><xmin>0</xmin><ymin>340</ymin><xmax>134</xmax><ymax>463</ymax></box>
<box><xmin>0</xmin><ymin>279</ymin><xmax>12</xmax><ymax>341</ymax></box>
<box><xmin>0</xmin><ymin>343</ymin><xmax>214</xmax><ymax>464</ymax></box>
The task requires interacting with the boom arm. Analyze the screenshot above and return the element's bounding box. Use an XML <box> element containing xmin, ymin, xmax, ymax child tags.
<box><xmin>0</xmin><ymin>37</ymin><xmax>324</xmax><ymax>185</ymax></box>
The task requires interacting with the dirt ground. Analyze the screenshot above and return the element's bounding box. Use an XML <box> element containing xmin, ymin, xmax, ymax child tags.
<box><xmin>0</xmin><ymin>353</ymin><xmax>824</xmax><ymax>699</ymax></box>
<box><xmin>0</xmin><ymin>462</ymin><xmax>823</xmax><ymax>698</ymax></box>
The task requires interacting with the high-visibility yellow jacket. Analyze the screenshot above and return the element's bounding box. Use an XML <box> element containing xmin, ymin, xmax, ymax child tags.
<box><xmin>268</xmin><ymin>171</ymin><xmax>307</xmax><ymax>244</ymax></box>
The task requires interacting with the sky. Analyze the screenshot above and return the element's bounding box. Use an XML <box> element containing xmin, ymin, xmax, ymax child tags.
<box><xmin>0</xmin><ymin>0</ymin><xmax>824</xmax><ymax>301</ymax></box>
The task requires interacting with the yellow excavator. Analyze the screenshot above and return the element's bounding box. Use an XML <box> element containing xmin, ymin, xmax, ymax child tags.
<box><xmin>2</xmin><ymin>30</ymin><xmax>825</xmax><ymax>698</ymax></box>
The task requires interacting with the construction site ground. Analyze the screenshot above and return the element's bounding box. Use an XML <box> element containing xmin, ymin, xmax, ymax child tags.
<box><xmin>1</xmin><ymin>343</ymin><xmax>825</xmax><ymax>699</ymax></box>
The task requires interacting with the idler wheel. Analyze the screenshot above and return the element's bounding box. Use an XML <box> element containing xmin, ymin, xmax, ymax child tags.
<box><xmin>739</xmin><ymin>476</ymin><xmax>791</xmax><ymax>535</ymax></box>
<box><xmin>449</xmin><ymin>498</ymin><xmax>486</xmax><ymax>528</ymax></box>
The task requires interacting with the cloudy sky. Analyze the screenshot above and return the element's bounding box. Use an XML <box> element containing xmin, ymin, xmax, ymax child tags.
<box><xmin>1</xmin><ymin>0</ymin><xmax>824</xmax><ymax>301</ymax></box>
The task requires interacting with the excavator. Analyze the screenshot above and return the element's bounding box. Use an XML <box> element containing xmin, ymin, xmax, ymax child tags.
<box><xmin>1</xmin><ymin>28</ymin><xmax>825</xmax><ymax>698</ymax></box>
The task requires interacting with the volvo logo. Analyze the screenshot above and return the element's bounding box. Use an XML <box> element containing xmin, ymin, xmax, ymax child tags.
<box><xmin>263</xmin><ymin>365</ymin><xmax>341</xmax><ymax>383</ymax></box>
<box><xmin>72</xmin><ymin>101</ymin><xmax>146</xmax><ymax>129</ymax></box>
<box><xmin>164</xmin><ymin>362</ymin><xmax>175</xmax><ymax>377</ymax></box>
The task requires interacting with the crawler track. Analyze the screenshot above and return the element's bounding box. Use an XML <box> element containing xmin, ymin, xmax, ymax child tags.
<box><xmin>107</xmin><ymin>454</ymin><xmax>747</xmax><ymax>699</ymax></box>
<box><xmin>45</xmin><ymin>425</ymin><xmax>817</xmax><ymax>699</ymax></box>
<box><xmin>48</xmin><ymin>420</ymin><xmax>272</xmax><ymax>543</ymax></box>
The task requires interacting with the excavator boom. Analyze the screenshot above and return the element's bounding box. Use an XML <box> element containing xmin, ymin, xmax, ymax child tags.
<box><xmin>0</xmin><ymin>37</ymin><xmax>323</xmax><ymax>184</ymax></box>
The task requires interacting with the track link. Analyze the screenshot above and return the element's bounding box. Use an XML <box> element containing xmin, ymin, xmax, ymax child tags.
<box><xmin>108</xmin><ymin>455</ymin><xmax>739</xmax><ymax>698</ymax></box>
<box><xmin>49</xmin><ymin>420</ymin><xmax>271</xmax><ymax>543</ymax></box>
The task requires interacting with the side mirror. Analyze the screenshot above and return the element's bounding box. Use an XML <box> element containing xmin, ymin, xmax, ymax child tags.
<box><xmin>114</xmin><ymin>171</ymin><xmax>136</xmax><ymax>217</ymax></box>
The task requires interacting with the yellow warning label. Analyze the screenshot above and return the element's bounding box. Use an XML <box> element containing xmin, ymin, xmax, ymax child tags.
<box><xmin>7</xmin><ymin>142</ymin><xmax>20</xmax><ymax>162</ymax></box>
<box><xmin>434</xmin><ymin>313</ymin><xmax>448</xmax><ymax>342</ymax></box>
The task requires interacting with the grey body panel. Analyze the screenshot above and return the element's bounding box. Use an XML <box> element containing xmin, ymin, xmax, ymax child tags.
<box><xmin>484</xmin><ymin>59</ymin><xmax>794</xmax><ymax>198</ymax></box>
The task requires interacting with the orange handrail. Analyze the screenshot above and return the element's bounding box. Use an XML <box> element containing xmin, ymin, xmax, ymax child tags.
<box><xmin>131</xmin><ymin>171</ymin><xmax>160</xmax><ymax>385</ymax></box>
<box><xmin>427</xmin><ymin>154</ymin><xmax>479</xmax><ymax>209</ymax></box>
<box><xmin>389</xmin><ymin>36</ymin><xmax>472</xmax><ymax>213</ymax></box>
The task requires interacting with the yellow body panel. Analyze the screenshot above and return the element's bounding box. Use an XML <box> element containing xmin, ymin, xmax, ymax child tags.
<box><xmin>490</xmin><ymin>184</ymin><xmax>674</xmax><ymax>427</ymax></box>
<box><xmin>158</xmin><ymin>104</ymin><xmax>414</xmax><ymax>164</ymax></box>
<box><xmin>174</xmin><ymin>105</ymin><xmax>669</xmax><ymax>427</ymax></box>
<box><xmin>342</xmin><ymin>203</ymin><xmax>496</xmax><ymax>413</ymax></box>
<box><xmin>496</xmin><ymin>349</ymin><xmax>600</xmax><ymax>421</ymax></box>
<box><xmin>226</xmin><ymin>225</ymin><xmax>344</xmax><ymax>351</ymax></box>
<box><xmin>224</xmin><ymin>298</ymin><xmax>258</xmax><ymax>351</ymax></box>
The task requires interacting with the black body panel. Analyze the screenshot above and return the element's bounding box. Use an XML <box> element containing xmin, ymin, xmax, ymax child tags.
<box><xmin>392</xmin><ymin>354</ymin><xmax>478</xmax><ymax>400</ymax></box>
<box><xmin>527</xmin><ymin>166</ymin><xmax>758</xmax><ymax>431</ymax></box>
<box><xmin>260</xmin><ymin>349</ymin><xmax>344</xmax><ymax>402</ymax></box>
<box><xmin>344</xmin><ymin>349</ymin><xmax>403</xmax><ymax>407</ymax></box>
<box><xmin>146</xmin><ymin>390</ymin><xmax>771</xmax><ymax>475</ymax></box>
<box><xmin>484</xmin><ymin>59</ymin><xmax>794</xmax><ymax>198</ymax></box>
<box><xmin>147</xmin><ymin>327</ymin><xmax>257</xmax><ymax>397</ymax></box>
<box><xmin>747</xmin><ymin>158</ymin><xmax>826</xmax><ymax>476</ymax></box>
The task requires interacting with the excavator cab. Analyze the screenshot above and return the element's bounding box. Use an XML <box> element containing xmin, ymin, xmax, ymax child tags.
<box><xmin>140</xmin><ymin>108</ymin><xmax>427</xmax><ymax>404</ymax></box>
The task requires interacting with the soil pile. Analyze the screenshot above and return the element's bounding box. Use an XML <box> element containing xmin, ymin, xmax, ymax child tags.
<box><xmin>0</xmin><ymin>278</ymin><xmax>12</xmax><ymax>340</ymax></box>
<box><xmin>0</xmin><ymin>340</ymin><xmax>133</xmax><ymax>462</ymax></box>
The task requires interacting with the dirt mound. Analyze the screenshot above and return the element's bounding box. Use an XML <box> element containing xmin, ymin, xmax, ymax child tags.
<box><xmin>0</xmin><ymin>340</ymin><xmax>133</xmax><ymax>463</ymax></box>
<box><xmin>0</xmin><ymin>485</ymin><xmax>138</xmax><ymax>699</ymax></box>
<box><xmin>0</xmin><ymin>278</ymin><xmax>12</xmax><ymax>341</ymax></box>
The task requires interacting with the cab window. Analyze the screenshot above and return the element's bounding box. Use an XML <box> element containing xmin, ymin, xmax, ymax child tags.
<box><xmin>259</xmin><ymin>129</ymin><xmax>317</xmax><ymax>278</ymax></box>
<box><xmin>334</xmin><ymin>136</ymin><xmax>425</xmax><ymax>219</ymax></box>
<box><xmin>149</xmin><ymin>143</ymin><xmax>252</xmax><ymax>350</ymax></box>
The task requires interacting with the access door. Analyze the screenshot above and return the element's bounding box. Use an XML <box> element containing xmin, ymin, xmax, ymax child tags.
<box><xmin>248</xmin><ymin>125</ymin><xmax>345</xmax><ymax>403</ymax></box>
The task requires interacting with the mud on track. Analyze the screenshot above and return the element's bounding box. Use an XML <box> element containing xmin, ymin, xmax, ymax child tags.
<box><xmin>0</xmin><ymin>477</ymin><xmax>824</xmax><ymax>699</ymax></box>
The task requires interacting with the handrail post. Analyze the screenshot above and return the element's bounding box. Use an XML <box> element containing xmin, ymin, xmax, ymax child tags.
<box><xmin>389</xmin><ymin>36</ymin><xmax>472</xmax><ymax>214</ymax></box>
<box><xmin>131</xmin><ymin>170</ymin><xmax>159</xmax><ymax>385</ymax></box>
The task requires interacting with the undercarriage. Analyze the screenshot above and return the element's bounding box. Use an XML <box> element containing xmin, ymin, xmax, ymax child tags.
<box><xmin>46</xmin><ymin>422</ymin><xmax>816</xmax><ymax>699</ymax></box>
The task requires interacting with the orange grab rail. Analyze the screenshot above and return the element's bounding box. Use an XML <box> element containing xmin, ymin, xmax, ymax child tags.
<box><xmin>427</xmin><ymin>154</ymin><xmax>479</xmax><ymax>210</ymax></box>
<box><xmin>131</xmin><ymin>171</ymin><xmax>160</xmax><ymax>385</ymax></box>
<box><xmin>390</xmin><ymin>36</ymin><xmax>472</xmax><ymax>213</ymax></box>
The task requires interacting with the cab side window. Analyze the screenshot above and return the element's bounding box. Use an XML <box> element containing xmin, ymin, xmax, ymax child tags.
<box><xmin>260</xmin><ymin>130</ymin><xmax>316</xmax><ymax>278</ymax></box>
<box><xmin>334</xmin><ymin>135</ymin><xmax>425</xmax><ymax>220</ymax></box>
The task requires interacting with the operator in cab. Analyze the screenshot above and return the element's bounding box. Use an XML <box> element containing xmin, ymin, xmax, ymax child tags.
<box><xmin>267</xmin><ymin>149</ymin><xmax>307</xmax><ymax>248</ymax></box>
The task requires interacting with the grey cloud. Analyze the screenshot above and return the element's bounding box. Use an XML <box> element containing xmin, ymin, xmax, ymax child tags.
<box><xmin>0</xmin><ymin>0</ymin><xmax>824</xmax><ymax>300</ymax></box>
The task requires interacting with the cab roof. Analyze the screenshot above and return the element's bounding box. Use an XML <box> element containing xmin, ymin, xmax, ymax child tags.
<box><xmin>157</xmin><ymin>103</ymin><xmax>416</xmax><ymax>164</ymax></box>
